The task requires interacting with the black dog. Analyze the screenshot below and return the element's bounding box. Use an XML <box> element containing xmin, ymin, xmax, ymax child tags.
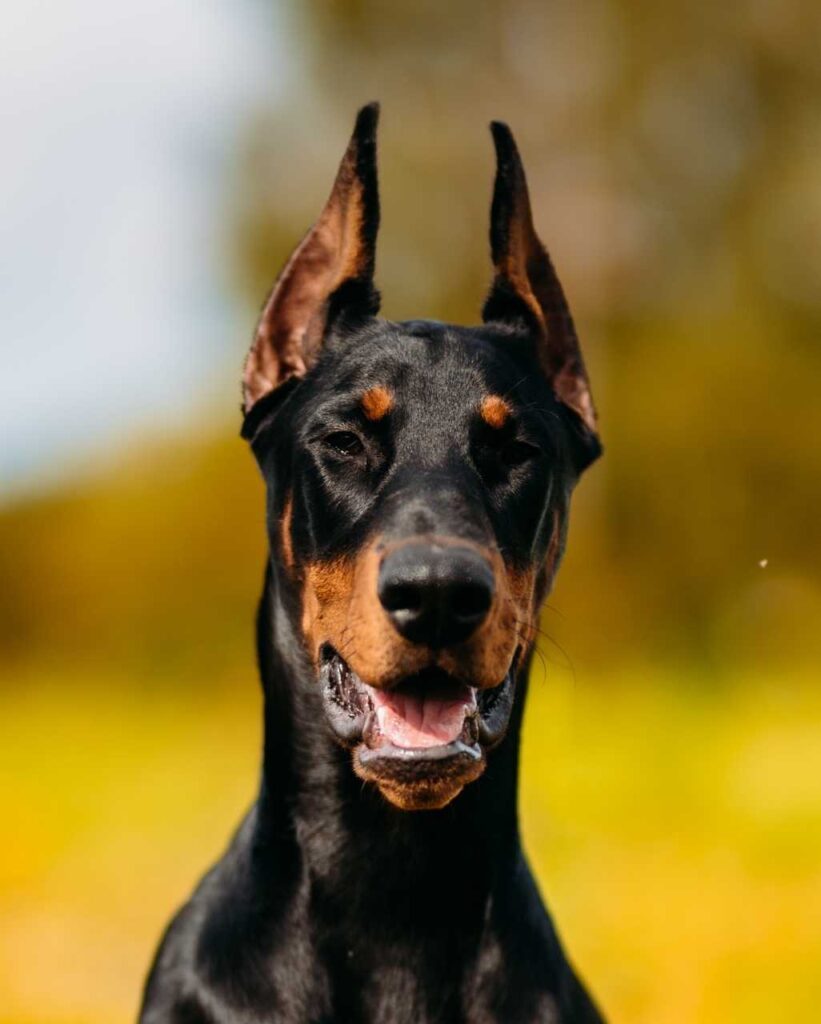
<box><xmin>139</xmin><ymin>104</ymin><xmax>604</xmax><ymax>1024</ymax></box>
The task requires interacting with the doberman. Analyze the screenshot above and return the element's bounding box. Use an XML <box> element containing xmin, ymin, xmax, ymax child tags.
<box><xmin>139</xmin><ymin>104</ymin><xmax>604</xmax><ymax>1024</ymax></box>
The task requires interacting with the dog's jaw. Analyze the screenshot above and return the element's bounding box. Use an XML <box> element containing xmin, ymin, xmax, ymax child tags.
<box><xmin>320</xmin><ymin>648</ymin><xmax>517</xmax><ymax>810</ymax></box>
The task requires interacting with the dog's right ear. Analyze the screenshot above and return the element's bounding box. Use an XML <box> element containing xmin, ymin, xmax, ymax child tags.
<box><xmin>242</xmin><ymin>103</ymin><xmax>381</xmax><ymax>416</ymax></box>
<box><xmin>482</xmin><ymin>123</ymin><xmax>600</xmax><ymax>471</ymax></box>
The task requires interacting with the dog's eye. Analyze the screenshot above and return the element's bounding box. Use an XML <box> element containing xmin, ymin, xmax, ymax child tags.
<box><xmin>323</xmin><ymin>430</ymin><xmax>364</xmax><ymax>457</ymax></box>
<box><xmin>501</xmin><ymin>439</ymin><xmax>541</xmax><ymax>468</ymax></box>
<box><xmin>473</xmin><ymin>432</ymin><xmax>541</xmax><ymax>482</ymax></box>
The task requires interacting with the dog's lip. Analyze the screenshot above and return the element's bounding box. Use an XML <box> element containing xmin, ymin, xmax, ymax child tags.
<box><xmin>358</xmin><ymin>740</ymin><xmax>482</xmax><ymax>766</ymax></box>
<box><xmin>319</xmin><ymin>647</ymin><xmax>517</xmax><ymax>759</ymax></box>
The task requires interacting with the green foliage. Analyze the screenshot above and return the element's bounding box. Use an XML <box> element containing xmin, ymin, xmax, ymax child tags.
<box><xmin>0</xmin><ymin>429</ymin><xmax>265</xmax><ymax>680</ymax></box>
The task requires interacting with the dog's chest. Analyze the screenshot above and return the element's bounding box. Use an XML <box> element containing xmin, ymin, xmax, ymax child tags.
<box><xmin>273</xmin><ymin>932</ymin><xmax>562</xmax><ymax>1024</ymax></box>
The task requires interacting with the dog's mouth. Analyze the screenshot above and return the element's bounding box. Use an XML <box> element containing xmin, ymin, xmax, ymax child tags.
<box><xmin>319</xmin><ymin>646</ymin><xmax>517</xmax><ymax>810</ymax></box>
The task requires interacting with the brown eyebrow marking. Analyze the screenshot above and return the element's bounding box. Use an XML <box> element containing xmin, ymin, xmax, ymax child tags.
<box><xmin>361</xmin><ymin>386</ymin><xmax>394</xmax><ymax>421</ymax></box>
<box><xmin>479</xmin><ymin>395</ymin><xmax>511</xmax><ymax>429</ymax></box>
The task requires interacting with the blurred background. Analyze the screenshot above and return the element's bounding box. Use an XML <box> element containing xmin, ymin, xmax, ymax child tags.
<box><xmin>2</xmin><ymin>1</ymin><xmax>820</xmax><ymax>1021</ymax></box>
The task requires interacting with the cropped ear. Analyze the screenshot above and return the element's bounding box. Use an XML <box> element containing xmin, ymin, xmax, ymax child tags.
<box><xmin>482</xmin><ymin>122</ymin><xmax>599</xmax><ymax>448</ymax></box>
<box><xmin>242</xmin><ymin>103</ymin><xmax>381</xmax><ymax>414</ymax></box>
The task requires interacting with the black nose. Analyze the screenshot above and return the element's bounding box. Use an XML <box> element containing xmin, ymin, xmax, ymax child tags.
<box><xmin>377</xmin><ymin>543</ymin><xmax>495</xmax><ymax>648</ymax></box>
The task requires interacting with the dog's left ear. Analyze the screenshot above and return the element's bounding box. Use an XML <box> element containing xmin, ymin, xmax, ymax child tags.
<box><xmin>242</xmin><ymin>103</ymin><xmax>381</xmax><ymax>415</ymax></box>
<box><xmin>482</xmin><ymin>123</ymin><xmax>600</xmax><ymax>466</ymax></box>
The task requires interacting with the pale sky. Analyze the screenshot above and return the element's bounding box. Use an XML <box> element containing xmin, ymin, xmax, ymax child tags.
<box><xmin>0</xmin><ymin>1</ymin><xmax>288</xmax><ymax>493</ymax></box>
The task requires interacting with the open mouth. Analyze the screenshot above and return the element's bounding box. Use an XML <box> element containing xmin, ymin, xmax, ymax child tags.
<box><xmin>319</xmin><ymin>646</ymin><xmax>517</xmax><ymax>809</ymax></box>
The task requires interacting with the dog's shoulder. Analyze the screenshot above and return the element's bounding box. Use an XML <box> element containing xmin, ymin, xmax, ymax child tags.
<box><xmin>139</xmin><ymin>804</ymin><xmax>334</xmax><ymax>1024</ymax></box>
<box><xmin>138</xmin><ymin>807</ymin><xmax>265</xmax><ymax>1022</ymax></box>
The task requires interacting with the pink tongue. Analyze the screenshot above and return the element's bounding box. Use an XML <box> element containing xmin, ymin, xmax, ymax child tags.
<box><xmin>369</xmin><ymin>686</ymin><xmax>474</xmax><ymax>749</ymax></box>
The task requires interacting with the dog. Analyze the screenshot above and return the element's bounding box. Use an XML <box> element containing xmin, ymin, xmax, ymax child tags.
<box><xmin>139</xmin><ymin>103</ymin><xmax>604</xmax><ymax>1024</ymax></box>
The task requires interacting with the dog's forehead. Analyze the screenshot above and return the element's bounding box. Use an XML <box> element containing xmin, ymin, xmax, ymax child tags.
<box><xmin>325</xmin><ymin>319</ymin><xmax>536</xmax><ymax>411</ymax></box>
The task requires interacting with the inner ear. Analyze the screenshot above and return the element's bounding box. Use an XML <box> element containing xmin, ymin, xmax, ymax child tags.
<box><xmin>242</xmin><ymin>102</ymin><xmax>381</xmax><ymax>415</ymax></box>
<box><xmin>482</xmin><ymin>122</ymin><xmax>600</xmax><ymax>453</ymax></box>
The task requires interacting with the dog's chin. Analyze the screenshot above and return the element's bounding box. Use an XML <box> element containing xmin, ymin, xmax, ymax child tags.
<box><xmin>319</xmin><ymin>646</ymin><xmax>517</xmax><ymax>811</ymax></box>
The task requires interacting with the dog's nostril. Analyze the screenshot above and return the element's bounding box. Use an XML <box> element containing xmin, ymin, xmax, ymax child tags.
<box><xmin>451</xmin><ymin>581</ymin><xmax>492</xmax><ymax>621</ymax></box>
<box><xmin>381</xmin><ymin>582</ymin><xmax>423</xmax><ymax>615</ymax></box>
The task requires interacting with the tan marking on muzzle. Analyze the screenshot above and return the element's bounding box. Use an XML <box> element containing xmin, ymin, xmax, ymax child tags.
<box><xmin>301</xmin><ymin>534</ymin><xmax>538</xmax><ymax>691</ymax></box>
<box><xmin>437</xmin><ymin>546</ymin><xmax>535</xmax><ymax>685</ymax></box>
<box><xmin>301</xmin><ymin>545</ymin><xmax>418</xmax><ymax>684</ymax></box>
<box><xmin>361</xmin><ymin>386</ymin><xmax>393</xmax><ymax>422</ymax></box>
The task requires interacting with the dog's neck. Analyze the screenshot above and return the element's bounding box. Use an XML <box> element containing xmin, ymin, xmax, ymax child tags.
<box><xmin>251</xmin><ymin>564</ymin><xmax>528</xmax><ymax>939</ymax></box>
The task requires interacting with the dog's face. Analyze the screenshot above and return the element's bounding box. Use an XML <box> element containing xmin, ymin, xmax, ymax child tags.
<box><xmin>242</xmin><ymin>106</ymin><xmax>600</xmax><ymax>810</ymax></box>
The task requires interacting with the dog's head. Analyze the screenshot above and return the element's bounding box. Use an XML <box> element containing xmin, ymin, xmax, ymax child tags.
<box><xmin>241</xmin><ymin>105</ymin><xmax>601</xmax><ymax>811</ymax></box>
